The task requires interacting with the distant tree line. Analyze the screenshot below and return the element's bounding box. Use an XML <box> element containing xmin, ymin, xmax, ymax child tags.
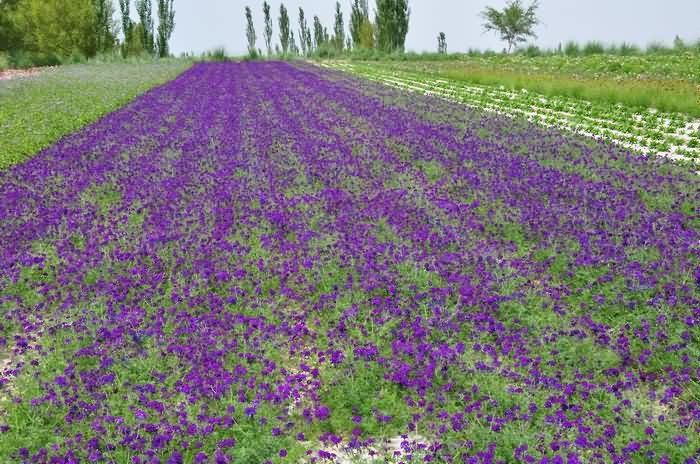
<box><xmin>244</xmin><ymin>0</ymin><xmax>410</xmax><ymax>58</ymax></box>
<box><xmin>0</xmin><ymin>0</ymin><xmax>175</xmax><ymax>64</ymax></box>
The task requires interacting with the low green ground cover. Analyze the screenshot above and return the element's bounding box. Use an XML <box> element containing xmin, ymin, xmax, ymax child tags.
<box><xmin>352</xmin><ymin>56</ymin><xmax>700</xmax><ymax>117</ymax></box>
<box><xmin>0</xmin><ymin>61</ymin><xmax>190</xmax><ymax>169</ymax></box>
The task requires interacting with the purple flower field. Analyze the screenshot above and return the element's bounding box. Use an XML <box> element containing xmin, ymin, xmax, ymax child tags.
<box><xmin>0</xmin><ymin>62</ymin><xmax>698</xmax><ymax>463</ymax></box>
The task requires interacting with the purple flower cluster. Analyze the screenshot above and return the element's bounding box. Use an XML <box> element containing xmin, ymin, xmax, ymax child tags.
<box><xmin>0</xmin><ymin>62</ymin><xmax>698</xmax><ymax>463</ymax></box>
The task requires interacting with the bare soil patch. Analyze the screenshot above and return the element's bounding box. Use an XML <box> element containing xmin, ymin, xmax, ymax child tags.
<box><xmin>0</xmin><ymin>67</ymin><xmax>52</xmax><ymax>81</ymax></box>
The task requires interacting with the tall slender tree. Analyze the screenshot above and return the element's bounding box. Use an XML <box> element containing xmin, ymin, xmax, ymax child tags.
<box><xmin>298</xmin><ymin>7</ymin><xmax>309</xmax><ymax>55</ymax></box>
<box><xmin>313</xmin><ymin>15</ymin><xmax>324</xmax><ymax>50</ymax></box>
<box><xmin>262</xmin><ymin>1</ymin><xmax>272</xmax><ymax>56</ymax></box>
<box><xmin>244</xmin><ymin>6</ymin><xmax>256</xmax><ymax>56</ymax></box>
<box><xmin>278</xmin><ymin>3</ymin><xmax>290</xmax><ymax>54</ymax></box>
<box><xmin>289</xmin><ymin>30</ymin><xmax>299</xmax><ymax>55</ymax></box>
<box><xmin>349</xmin><ymin>0</ymin><xmax>369</xmax><ymax>48</ymax></box>
<box><xmin>375</xmin><ymin>0</ymin><xmax>409</xmax><ymax>52</ymax></box>
<box><xmin>303</xmin><ymin>18</ymin><xmax>312</xmax><ymax>53</ymax></box>
<box><xmin>135</xmin><ymin>0</ymin><xmax>155</xmax><ymax>55</ymax></box>
<box><xmin>437</xmin><ymin>32</ymin><xmax>447</xmax><ymax>54</ymax></box>
<box><xmin>93</xmin><ymin>0</ymin><xmax>118</xmax><ymax>53</ymax></box>
<box><xmin>118</xmin><ymin>0</ymin><xmax>133</xmax><ymax>57</ymax></box>
<box><xmin>156</xmin><ymin>0</ymin><xmax>175</xmax><ymax>57</ymax></box>
<box><xmin>333</xmin><ymin>1</ymin><xmax>344</xmax><ymax>51</ymax></box>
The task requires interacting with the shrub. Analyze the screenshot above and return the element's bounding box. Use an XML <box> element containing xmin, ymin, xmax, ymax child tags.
<box><xmin>564</xmin><ymin>41</ymin><xmax>580</xmax><ymax>56</ymax></box>
<box><xmin>201</xmin><ymin>47</ymin><xmax>229</xmax><ymax>62</ymax></box>
<box><xmin>646</xmin><ymin>42</ymin><xmax>672</xmax><ymax>55</ymax></box>
<box><xmin>582</xmin><ymin>41</ymin><xmax>605</xmax><ymax>55</ymax></box>
<box><xmin>616</xmin><ymin>42</ymin><xmax>640</xmax><ymax>56</ymax></box>
<box><xmin>8</xmin><ymin>51</ymin><xmax>61</xmax><ymax>69</ymax></box>
<box><xmin>522</xmin><ymin>44</ymin><xmax>542</xmax><ymax>57</ymax></box>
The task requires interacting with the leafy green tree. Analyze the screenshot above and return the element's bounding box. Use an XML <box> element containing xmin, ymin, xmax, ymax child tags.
<box><xmin>129</xmin><ymin>21</ymin><xmax>146</xmax><ymax>54</ymax></box>
<box><xmin>303</xmin><ymin>17</ymin><xmax>312</xmax><ymax>53</ymax></box>
<box><xmin>93</xmin><ymin>0</ymin><xmax>118</xmax><ymax>53</ymax></box>
<box><xmin>333</xmin><ymin>1</ymin><xmax>344</xmax><ymax>51</ymax></box>
<box><xmin>156</xmin><ymin>0</ymin><xmax>174</xmax><ymax>57</ymax></box>
<box><xmin>118</xmin><ymin>0</ymin><xmax>133</xmax><ymax>57</ymax></box>
<box><xmin>13</xmin><ymin>0</ymin><xmax>98</xmax><ymax>57</ymax></box>
<box><xmin>481</xmin><ymin>0</ymin><xmax>539</xmax><ymax>53</ymax></box>
<box><xmin>0</xmin><ymin>0</ymin><xmax>24</xmax><ymax>52</ymax></box>
<box><xmin>298</xmin><ymin>7</ymin><xmax>309</xmax><ymax>55</ymax></box>
<box><xmin>289</xmin><ymin>29</ymin><xmax>299</xmax><ymax>55</ymax></box>
<box><xmin>358</xmin><ymin>18</ymin><xmax>375</xmax><ymax>49</ymax></box>
<box><xmin>437</xmin><ymin>31</ymin><xmax>446</xmax><ymax>54</ymax></box>
<box><xmin>375</xmin><ymin>0</ymin><xmax>409</xmax><ymax>52</ymax></box>
<box><xmin>262</xmin><ymin>1</ymin><xmax>272</xmax><ymax>56</ymax></box>
<box><xmin>313</xmin><ymin>15</ymin><xmax>324</xmax><ymax>49</ymax></box>
<box><xmin>278</xmin><ymin>3</ymin><xmax>290</xmax><ymax>54</ymax></box>
<box><xmin>135</xmin><ymin>0</ymin><xmax>154</xmax><ymax>55</ymax></box>
<box><xmin>244</xmin><ymin>6</ymin><xmax>256</xmax><ymax>56</ymax></box>
<box><xmin>349</xmin><ymin>0</ymin><xmax>369</xmax><ymax>48</ymax></box>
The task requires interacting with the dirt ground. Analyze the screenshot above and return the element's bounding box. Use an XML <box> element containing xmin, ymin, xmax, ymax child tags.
<box><xmin>0</xmin><ymin>67</ymin><xmax>50</xmax><ymax>81</ymax></box>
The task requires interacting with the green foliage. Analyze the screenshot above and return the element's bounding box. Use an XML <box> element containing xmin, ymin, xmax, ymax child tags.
<box><xmin>313</xmin><ymin>15</ymin><xmax>326</xmax><ymax>50</ymax></box>
<box><xmin>278</xmin><ymin>3</ymin><xmax>290</xmax><ymax>55</ymax></box>
<box><xmin>349</xmin><ymin>0</ymin><xmax>370</xmax><ymax>49</ymax></box>
<box><xmin>375</xmin><ymin>0</ymin><xmax>410</xmax><ymax>52</ymax></box>
<box><xmin>333</xmin><ymin>1</ymin><xmax>345</xmax><ymax>52</ymax></box>
<box><xmin>0</xmin><ymin>0</ymin><xmax>24</xmax><ymax>52</ymax></box>
<box><xmin>199</xmin><ymin>47</ymin><xmax>229</xmax><ymax>61</ymax></box>
<box><xmin>481</xmin><ymin>0</ymin><xmax>539</xmax><ymax>53</ymax></box>
<box><xmin>358</xmin><ymin>19</ymin><xmax>376</xmax><ymax>50</ymax></box>
<box><xmin>564</xmin><ymin>40</ymin><xmax>580</xmax><ymax>56</ymax></box>
<box><xmin>582</xmin><ymin>41</ymin><xmax>605</xmax><ymax>55</ymax></box>
<box><xmin>93</xmin><ymin>0</ymin><xmax>119</xmax><ymax>53</ymax></box>
<box><xmin>156</xmin><ymin>0</ymin><xmax>175</xmax><ymax>58</ymax></box>
<box><xmin>298</xmin><ymin>7</ymin><xmax>310</xmax><ymax>55</ymax></box>
<box><xmin>262</xmin><ymin>1</ymin><xmax>273</xmax><ymax>56</ymax></box>
<box><xmin>288</xmin><ymin>30</ymin><xmax>299</xmax><ymax>55</ymax></box>
<box><xmin>118</xmin><ymin>0</ymin><xmax>133</xmax><ymax>58</ymax></box>
<box><xmin>244</xmin><ymin>6</ymin><xmax>256</xmax><ymax>56</ymax></box>
<box><xmin>0</xmin><ymin>61</ymin><xmax>190</xmax><ymax>169</ymax></box>
<box><xmin>135</xmin><ymin>0</ymin><xmax>155</xmax><ymax>55</ymax></box>
<box><xmin>12</xmin><ymin>0</ymin><xmax>99</xmax><ymax>58</ymax></box>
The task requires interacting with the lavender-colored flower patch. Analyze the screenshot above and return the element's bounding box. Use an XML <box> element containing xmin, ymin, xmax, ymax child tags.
<box><xmin>0</xmin><ymin>62</ymin><xmax>698</xmax><ymax>463</ymax></box>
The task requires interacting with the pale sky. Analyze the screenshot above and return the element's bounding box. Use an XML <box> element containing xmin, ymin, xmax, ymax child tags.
<box><xmin>155</xmin><ymin>0</ymin><xmax>700</xmax><ymax>55</ymax></box>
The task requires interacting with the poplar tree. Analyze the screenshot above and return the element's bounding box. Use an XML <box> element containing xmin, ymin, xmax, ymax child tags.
<box><xmin>333</xmin><ymin>2</ymin><xmax>344</xmax><ymax>51</ymax></box>
<box><xmin>437</xmin><ymin>32</ymin><xmax>446</xmax><ymax>54</ymax></box>
<box><xmin>298</xmin><ymin>7</ymin><xmax>309</xmax><ymax>55</ymax></box>
<box><xmin>278</xmin><ymin>3</ymin><xmax>290</xmax><ymax>54</ymax></box>
<box><xmin>262</xmin><ymin>1</ymin><xmax>272</xmax><ymax>56</ymax></box>
<box><xmin>375</xmin><ymin>0</ymin><xmax>409</xmax><ymax>52</ymax></box>
<box><xmin>135</xmin><ymin>0</ymin><xmax>155</xmax><ymax>55</ymax></box>
<box><xmin>118</xmin><ymin>0</ymin><xmax>133</xmax><ymax>57</ymax></box>
<box><xmin>245</xmin><ymin>6</ymin><xmax>256</xmax><ymax>56</ymax></box>
<box><xmin>349</xmin><ymin>0</ymin><xmax>366</xmax><ymax>47</ymax></box>
<box><xmin>93</xmin><ymin>0</ymin><xmax>118</xmax><ymax>53</ymax></box>
<box><xmin>156</xmin><ymin>0</ymin><xmax>175</xmax><ymax>57</ymax></box>
<box><xmin>313</xmin><ymin>15</ymin><xmax>324</xmax><ymax>49</ymax></box>
<box><xmin>290</xmin><ymin>30</ymin><xmax>299</xmax><ymax>55</ymax></box>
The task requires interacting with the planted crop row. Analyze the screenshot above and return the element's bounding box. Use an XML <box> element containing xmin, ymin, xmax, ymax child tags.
<box><xmin>0</xmin><ymin>61</ymin><xmax>191</xmax><ymax>169</ymax></box>
<box><xmin>329</xmin><ymin>62</ymin><xmax>700</xmax><ymax>165</ymax></box>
